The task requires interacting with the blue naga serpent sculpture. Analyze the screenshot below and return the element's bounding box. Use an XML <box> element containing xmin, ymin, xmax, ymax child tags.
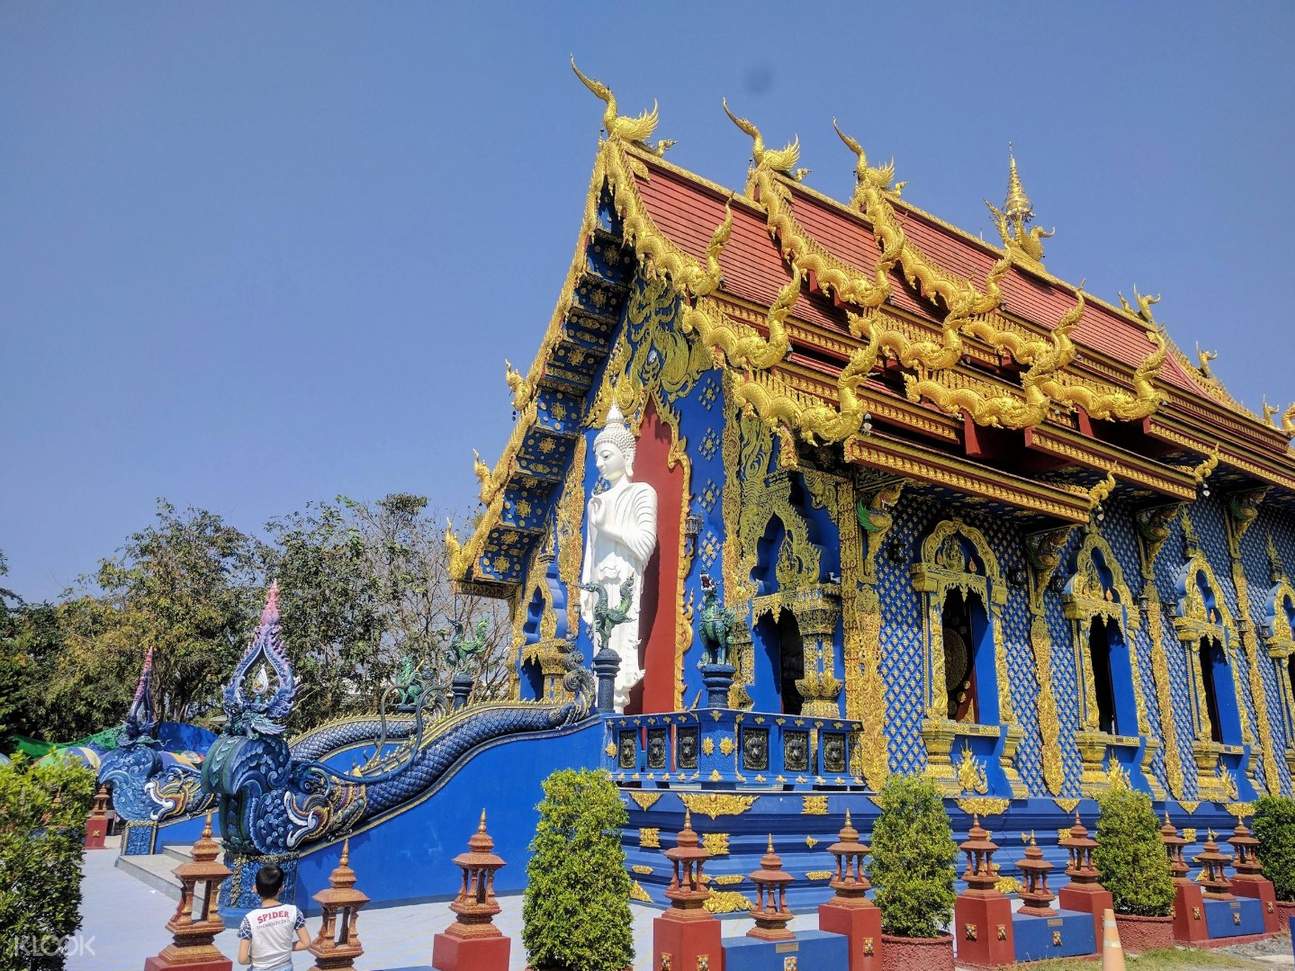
<box><xmin>200</xmin><ymin>584</ymin><xmax>596</xmax><ymax>856</ymax></box>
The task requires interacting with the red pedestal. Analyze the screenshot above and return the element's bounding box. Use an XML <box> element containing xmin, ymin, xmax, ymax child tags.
<box><xmin>1172</xmin><ymin>882</ymin><xmax>1209</xmax><ymax>944</ymax></box>
<box><xmin>1058</xmin><ymin>884</ymin><xmax>1114</xmax><ymax>947</ymax></box>
<box><xmin>819</xmin><ymin>901</ymin><xmax>883</xmax><ymax>971</ymax></box>
<box><xmin>143</xmin><ymin>948</ymin><xmax>231</xmax><ymax>971</ymax></box>
<box><xmin>1232</xmin><ymin>876</ymin><xmax>1279</xmax><ymax>934</ymax></box>
<box><xmin>431</xmin><ymin>931</ymin><xmax>510</xmax><ymax>971</ymax></box>
<box><xmin>653</xmin><ymin>909</ymin><xmax>723</xmax><ymax>971</ymax></box>
<box><xmin>954</xmin><ymin>893</ymin><xmax>1014</xmax><ymax>967</ymax></box>
<box><xmin>84</xmin><ymin>817</ymin><xmax>108</xmax><ymax>850</ymax></box>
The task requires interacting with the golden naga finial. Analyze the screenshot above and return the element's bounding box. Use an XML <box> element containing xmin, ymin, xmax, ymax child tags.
<box><xmin>1261</xmin><ymin>396</ymin><xmax>1278</xmax><ymax>426</ymax></box>
<box><xmin>1194</xmin><ymin>342</ymin><xmax>1218</xmax><ymax>380</ymax></box>
<box><xmin>832</xmin><ymin>120</ymin><xmax>902</xmax><ymax>196</ymax></box>
<box><xmin>1087</xmin><ymin>469</ymin><xmax>1118</xmax><ymax>511</ymax></box>
<box><xmin>503</xmin><ymin>359</ymin><xmax>531</xmax><ymax>411</ymax></box>
<box><xmin>570</xmin><ymin>57</ymin><xmax>672</xmax><ymax>154</ymax></box>
<box><xmin>1124</xmin><ymin>285</ymin><xmax>1161</xmax><ymax>324</ymax></box>
<box><xmin>1282</xmin><ymin>402</ymin><xmax>1295</xmax><ymax>435</ymax></box>
<box><xmin>986</xmin><ymin>146</ymin><xmax>1053</xmax><ymax>269</ymax></box>
<box><xmin>1191</xmin><ymin>444</ymin><xmax>1221</xmax><ymax>484</ymax></box>
<box><xmin>445</xmin><ymin>518</ymin><xmax>468</xmax><ymax>577</ymax></box>
<box><xmin>472</xmin><ymin>449</ymin><xmax>497</xmax><ymax>503</ymax></box>
<box><xmin>722</xmin><ymin>99</ymin><xmax>806</xmax><ymax>180</ymax></box>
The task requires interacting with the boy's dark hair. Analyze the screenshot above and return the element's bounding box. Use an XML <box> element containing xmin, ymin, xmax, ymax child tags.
<box><xmin>255</xmin><ymin>864</ymin><xmax>285</xmax><ymax>899</ymax></box>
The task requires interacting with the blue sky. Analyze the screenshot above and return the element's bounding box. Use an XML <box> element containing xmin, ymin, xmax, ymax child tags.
<box><xmin>3</xmin><ymin>2</ymin><xmax>1293</xmax><ymax>600</ymax></box>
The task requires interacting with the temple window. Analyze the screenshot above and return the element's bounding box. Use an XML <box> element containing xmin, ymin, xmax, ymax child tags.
<box><xmin>755</xmin><ymin>610</ymin><xmax>804</xmax><ymax>715</ymax></box>
<box><xmin>1199</xmin><ymin>638</ymin><xmax>1227</xmax><ymax>744</ymax></box>
<box><xmin>941</xmin><ymin>589</ymin><xmax>986</xmax><ymax>724</ymax></box>
<box><xmin>1088</xmin><ymin>618</ymin><xmax>1118</xmax><ymax>735</ymax></box>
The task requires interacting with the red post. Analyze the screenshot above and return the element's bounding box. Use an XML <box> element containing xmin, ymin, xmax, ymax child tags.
<box><xmin>432</xmin><ymin>811</ymin><xmax>510</xmax><ymax>971</ymax></box>
<box><xmin>1229</xmin><ymin>816</ymin><xmax>1279</xmax><ymax>934</ymax></box>
<box><xmin>817</xmin><ymin>809</ymin><xmax>883</xmax><ymax>971</ymax></box>
<box><xmin>84</xmin><ymin>785</ymin><xmax>110</xmax><ymax>850</ymax></box>
<box><xmin>143</xmin><ymin>813</ymin><xmax>232</xmax><ymax>971</ymax></box>
<box><xmin>1056</xmin><ymin>811</ymin><xmax>1113</xmax><ymax>946</ymax></box>
<box><xmin>306</xmin><ymin>839</ymin><xmax>369</xmax><ymax>971</ymax></box>
<box><xmin>747</xmin><ymin>835</ymin><xmax>795</xmax><ymax>941</ymax></box>
<box><xmin>953</xmin><ymin>815</ymin><xmax>1014</xmax><ymax>967</ymax></box>
<box><xmin>653</xmin><ymin>809</ymin><xmax>724</xmax><ymax>971</ymax></box>
<box><xmin>1162</xmin><ymin>816</ymin><xmax>1207</xmax><ymax>945</ymax></box>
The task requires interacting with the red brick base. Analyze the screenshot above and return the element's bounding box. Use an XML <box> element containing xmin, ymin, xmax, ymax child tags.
<box><xmin>819</xmin><ymin>901</ymin><xmax>883</xmax><ymax>971</ymax></box>
<box><xmin>879</xmin><ymin>933</ymin><xmax>954</xmax><ymax>971</ymax></box>
<box><xmin>1113</xmin><ymin>913</ymin><xmax>1173</xmax><ymax>953</ymax></box>
<box><xmin>433</xmin><ymin>932</ymin><xmax>510</xmax><ymax>971</ymax></box>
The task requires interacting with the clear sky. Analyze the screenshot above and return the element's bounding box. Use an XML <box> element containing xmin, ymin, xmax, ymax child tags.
<box><xmin>3</xmin><ymin>2</ymin><xmax>1294</xmax><ymax>601</ymax></box>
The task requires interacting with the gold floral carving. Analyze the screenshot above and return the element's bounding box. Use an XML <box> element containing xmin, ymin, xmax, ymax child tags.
<box><xmin>704</xmin><ymin>891</ymin><xmax>753</xmax><ymax>914</ymax></box>
<box><xmin>801</xmin><ymin>796</ymin><xmax>829</xmax><ymax>815</ymax></box>
<box><xmin>1025</xmin><ymin>526</ymin><xmax>1074</xmax><ymax>795</ymax></box>
<box><xmin>956</xmin><ymin>797</ymin><xmax>1011</xmax><ymax>816</ymax></box>
<box><xmin>1136</xmin><ymin>505</ymin><xmax>1185</xmax><ymax>800</ymax></box>
<box><xmin>556</xmin><ymin>436</ymin><xmax>587</xmax><ymax>637</ymax></box>
<box><xmin>701</xmin><ymin>833</ymin><xmax>730</xmax><ymax>856</ymax></box>
<box><xmin>713</xmin><ymin>874</ymin><xmax>744</xmax><ymax>886</ymax></box>
<box><xmin>629</xmin><ymin>880</ymin><xmax>653</xmax><ymax>902</ymax></box>
<box><xmin>678</xmin><ymin>794</ymin><xmax>758</xmax><ymax>820</ymax></box>
<box><xmin>628</xmin><ymin>791</ymin><xmax>663</xmax><ymax>811</ymax></box>
<box><xmin>631</xmin><ymin>864</ymin><xmax>653</xmax><ymax>875</ymax></box>
<box><xmin>1224</xmin><ymin>491</ymin><xmax>1279</xmax><ymax>794</ymax></box>
<box><xmin>639</xmin><ymin>827</ymin><xmax>661</xmax><ymax>849</ymax></box>
<box><xmin>1053</xmin><ymin>798</ymin><xmax>1081</xmax><ymax>814</ymax></box>
<box><xmin>805</xmin><ymin>870</ymin><xmax>834</xmax><ymax>881</ymax></box>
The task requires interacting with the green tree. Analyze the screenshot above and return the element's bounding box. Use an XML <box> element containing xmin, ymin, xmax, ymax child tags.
<box><xmin>522</xmin><ymin>769</ymin><xmax>632</xmax><ymax>971</ymax></box>
<box><xmin>37</xmin><ymin>501</ymin><xmax>264</xmax><ymax>738</ymax></box>
<box><xmin>869</xmin><ymin>775</ymin><xmax>958</xmax><ymax>938</ymax></box>
<box><xmin>0</xmin><ymin>754</ymin><xmax>95</xmax><ymax>970</ymax></box>
<box><xmin>1093</xmin><ymin>785</ymin><xmax>1175</xmax><ymax>916</ymax></box>
<box><xmin>1253</xmin><ymin>795</ymin><xmax>1295</xmax><ymax>902</ymax></box>
<box><xmin>265</xmin><ymin>494</ymin><xmax>508</xmax><ymax>729</ymax></box>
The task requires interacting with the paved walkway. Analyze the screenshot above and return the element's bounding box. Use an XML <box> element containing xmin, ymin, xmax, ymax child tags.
<box><xmin>73</xmin><ymin>839</ymin><xmax>822</xmax><ymax>971</ymax></box>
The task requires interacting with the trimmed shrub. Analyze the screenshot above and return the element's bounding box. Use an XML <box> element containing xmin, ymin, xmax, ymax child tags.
<box><xmin>1253</xmin><ymin>794</ymin><xmax>1295</xmax><ymax>901</ymax></box>
<box><xmin>869</xmin><ymin>774</ymin><xmax>957</xmax><ymax>938</ymax></box>
<box><xmin>522</xmin><ymin>768</ymin><xmax>632</xmax><ymax>971</ymax></box>
<box><xmin>0</xmin><ymin>754</ymin><xmax>95</xmax><ymax>970</ymax></box>
<box><xmin>1093</xmin><ymin>785</ymin><xmax>1174</xmax><ymax>916</ymax></box>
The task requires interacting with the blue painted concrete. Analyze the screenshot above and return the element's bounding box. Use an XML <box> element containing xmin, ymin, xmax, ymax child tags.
<box><xmin>291</xmin><ymin>719</ymin><xmax>602</xmax><ymax>913</ymax></box>
<box><xmin>722</xmin><ymin>930</ymin><xmax>847</xmax><ymax>971</ymax></box>
<box><xmin>1203</xmin><ymin>896</ymin><xmax>1265</xmax><ymax>939</ymax></box>
<box><xmin>1012</xmin><ymin>909</ymin><xmax>1096</xmax><ymax>963</ymax></box>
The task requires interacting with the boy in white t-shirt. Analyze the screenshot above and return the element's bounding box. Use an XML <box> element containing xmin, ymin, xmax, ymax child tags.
<box><xmin>236</xmin><ymin>864</ymin><xmax>311</xmax><ymax>971</ymax></box>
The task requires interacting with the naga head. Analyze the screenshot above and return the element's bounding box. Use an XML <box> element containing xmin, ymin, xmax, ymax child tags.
<box><xmin>722</xmin><ymin>99</ymin><xmax>804</xmax><ymax>179</ymax></box>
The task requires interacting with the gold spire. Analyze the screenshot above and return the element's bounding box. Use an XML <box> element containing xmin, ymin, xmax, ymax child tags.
<box><xmin>1004</xmin><ymin>146</ymin><xmax>1034</xmax><ymax>224</ymax></box>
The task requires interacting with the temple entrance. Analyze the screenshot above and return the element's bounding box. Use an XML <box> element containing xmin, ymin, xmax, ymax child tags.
<box><xmin>942</xmin><ymin>589</ymin><xmax>989</xmax><ymax>724</ymax></box>
<box><xmin>754</xmin><ymin>610</ymin><xmax>804</xmax><ymax>715</ymax></box>
<box><xmin>1088</xmin><ymin>618</ymin><xmax>1118</xmax><ymax>735</ymax></box>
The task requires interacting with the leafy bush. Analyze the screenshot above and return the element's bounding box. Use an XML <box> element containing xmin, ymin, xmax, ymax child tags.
<box><xmin>1094</xmin><ymin>785</ymin><xmax>1174</xmax><ymax>916</ymax></box>
<box><xmin>1253</xmin><ymin>795</ymin><xmax>1295</xmax><ymax>901</ymax></box>
<box><xmin>0</xmin><ymin>755</ymin><xmax>95</xmax><ymax>970</ymax></box>
<box><xmin>869</xmin><ymin>775</ymin><xmax>957</xmax><ymax>938</ymax></box>
<box><xmin>522</xmin><ymin>768</ymin><xmax>632</xmax><ymax>970</ymax></box>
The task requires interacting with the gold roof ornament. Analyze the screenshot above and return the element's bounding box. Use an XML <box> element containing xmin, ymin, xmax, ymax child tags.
<box><xmin>570</xmin><ymin>57</ymin><xmax>673</xmax><ymax>155</ymax></box>
<box><xmin>986</xmin><ymin>146</ymin><xmax>1053</xmax><ymax>272</ymax></box>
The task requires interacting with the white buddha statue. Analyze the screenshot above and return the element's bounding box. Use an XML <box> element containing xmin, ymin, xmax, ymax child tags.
<box><xmin>580</xmin><ymin>404</ymin><xmax>658</xmax><ymax>712</ymax></box>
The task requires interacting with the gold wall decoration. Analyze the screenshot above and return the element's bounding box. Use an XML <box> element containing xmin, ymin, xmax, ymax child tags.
<box><xmin>556</xmin><ymin>436</ymin><xmax>587</xmax><ymax>637</ymax></box>
<box><xmin>801</xmin><ymin>795</ymin><xmax>829</xmax><ymax>815</ymax></box>
<box><xmin>956</xmin><ymin>796</ymin><xmax>1012</xmax><ymax>817</ymax></box>
<box><xmin>679</xmin><ymin>793</ymin><xmax>758</xmax><ymax>820</ymax></box>
<box><xmin>1224</xmin><ymin>490</ymin><xmax>1281</xmax><ymax>795</ymax></box>
<box><xmin>1135</xmin><ymin>504</ymin><xmax>1186</xmax><ymax>800</ymax></box>
<box><xmin>713</xmin><ymin>874</ymin><xmax>744</xmax><ymax>885</ymax></box>
<box><xmin>628</xmin><ymin>791</ymin><xmax>663</xmax><ymax>811</ymax></box>
<box><xmin>986</xmin><ymin>150</ymin><xmax>1052</xmax><ymax>272</ymax></box>
<box><xmin>629</xmin><ymin>880</ymin><xmax>653</xmax><ymax>902</ymax></box>
<box><xmin>631</xmin><ymin>864</ymin><xmax>654</xmax><ymax>875</ymax></box>
<box><xmin>701</xmin><ymin>832</ymin><xmax>730</xmax><ymax>856</ymax></box>
<box><xmin>639</xmin><ymin>827</ymin><xmax>661</xmax><ymax>849</ymax></box>
<box><xmin>1025</xmin><ymin>527</ymin><xmax>1075</xmax><ymax>795</ymax></box>
<box><xmin>804</xmin><ymin>836</ymin><xmax>820</xmax><ymax>848</ymax></box>
<box><xmin>1053</xmin><ymin>797</ymin><xmax>1081</xmax><ymax>814</ymax></box>
<box><xmin>805</xmin><ymin>870</ymin><xmax>835</xmax><ymax>881</ymax></box>
<box><xmin>956</xmin><ymin>744</ymin><xmax>990</xmax><ymax>795</ymax></box>
<box><xmin>704</xmin><ymin>891</ymin><xmax>753</xmax><ymax>914</ymax></box>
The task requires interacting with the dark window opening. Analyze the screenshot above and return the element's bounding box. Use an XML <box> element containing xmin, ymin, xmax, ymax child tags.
<box><xmin>1199</xmin><ymin>638</ymin><xmax>1224</xmax><ymax>744</ymax></box>
<box><xmin>942</xmin><ymin>592</ymin><xmax>979</xmax><ymax>723</ymax></box>
<box><xmin>1089</xmin><ymin>618</ymin><xmax>1118</xmax><ymax>735</ymax></box>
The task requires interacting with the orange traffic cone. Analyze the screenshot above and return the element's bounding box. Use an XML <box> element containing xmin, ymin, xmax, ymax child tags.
<box><xmin>1101</xmin><ymin>908</ymin><xmax>1126</xmax><ymax>971</ymax></box>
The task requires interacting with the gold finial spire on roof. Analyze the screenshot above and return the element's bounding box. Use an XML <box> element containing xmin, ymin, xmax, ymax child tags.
<box><xmin>1004</xmin><ymin>146</ymin><xmax>1034</xmax><ymax>224</ymax></box>
<box><xmin>986</xmin><ymin>144</ymin><xmax>1053</xmax><ymax>271</ymax></box>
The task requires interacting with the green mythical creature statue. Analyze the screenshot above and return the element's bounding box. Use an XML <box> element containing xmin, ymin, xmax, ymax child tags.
<box><xmin>445</xmin><ymin>618</ymin><xmax>491</xmax><ymax>673</ymax></box>
<box><xmin>391</xmin><ymin>655</ymin><xmax>429</xmax><ymax>710</ymax></box>
<box><xmin>697</xmin><ymin>573</ymin><xmax>736</xmax><ymax>667</ymax></box>
<box><xmin>579</xmin><ymin>576</ymin><xmax>636</xmax><ymax>655</ymax></box>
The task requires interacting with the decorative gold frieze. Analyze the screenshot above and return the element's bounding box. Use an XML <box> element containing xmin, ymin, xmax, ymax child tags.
<box><xmin>639</xmin><ymin>827</ymin><xmax>661</xmax><ymax>849</ymax></box>
<box><xmin>703</xmin><ymin>891</ymin><xmax>752</xmax><ymax>914</ymax></box>
<box><xmin>701</xmin><ymin>833</ymin><xmax>730</xmax><ymax>856</ymax></box>
<box><xmin>627</xmin><ymin>791</ymin><xmax>663</xmax><ymax>811</ymax></box>
<box><xmin>801</xmin><ymin>796</ymin><xmax>829</xmax><ymax>816</ymax></box>
<box><xmin>678</xmin><ymin>794</ymin><xmax>758</xmax><ymax>820</ymax></box>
